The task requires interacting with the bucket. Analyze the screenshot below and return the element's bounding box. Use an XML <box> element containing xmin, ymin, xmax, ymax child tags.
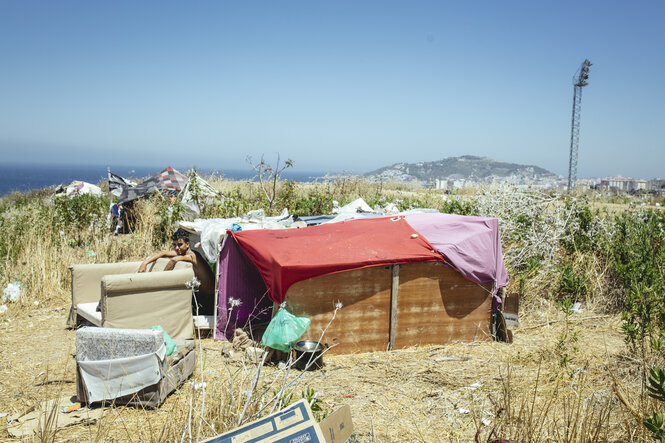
<box><xmin>294</xmin><ymin>340</ymin><xmax>325</xmax><ymax>370</ymax></box>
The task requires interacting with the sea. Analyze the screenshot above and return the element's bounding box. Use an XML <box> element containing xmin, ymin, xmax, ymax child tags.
<box><xmin>0</xmin><ymin>163</ymin><xmax>329</xmax><ymax>197</ymax></box>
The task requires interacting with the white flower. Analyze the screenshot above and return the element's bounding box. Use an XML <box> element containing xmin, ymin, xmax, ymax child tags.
<box><xmin>228</xmin><ymin>298</ymin><xmax>242</xmax><ymax>310</ymax></box>
<box><xmin>186</xmin><ymin>277</ymin><xmax>201</xmax><ymax>289</ymax></box>
<box><xmin>190</xmin><ymin>381</ymin><xmax>206</xmax><ymax>390</ymax></box>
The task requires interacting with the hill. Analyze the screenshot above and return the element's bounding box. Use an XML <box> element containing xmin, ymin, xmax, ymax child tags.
<box><xmin>364</xmin><ymin>155</ymin><xmax>556</xmax><ymax>184</ymax></box>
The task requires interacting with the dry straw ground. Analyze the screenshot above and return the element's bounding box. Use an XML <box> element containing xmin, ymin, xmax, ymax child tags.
<box><xmin>0</xmin><ymin>294</ymin><xmax>642</xmax><ymax>441</ymax></box>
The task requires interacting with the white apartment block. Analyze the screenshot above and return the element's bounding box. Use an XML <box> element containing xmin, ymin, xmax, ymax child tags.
<box><xmin>600</xmin><ymin>177</ymin><xmax>647</xmax><ymax>192</ymax></box>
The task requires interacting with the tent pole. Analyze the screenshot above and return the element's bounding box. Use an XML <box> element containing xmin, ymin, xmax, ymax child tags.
<box><xmin>389</xmin><ymin>264</ymin><xmax>400</xmax><ymax>350</ymax></box>
<box><xmin>213</xmin><ymin>249</ymin><xmax>219</xmax><ymax>339</ymax></box>
<box><xmin>106</xmin><ymin>166</ymin><xmax>115</xmax><ymax>234</ymax></box>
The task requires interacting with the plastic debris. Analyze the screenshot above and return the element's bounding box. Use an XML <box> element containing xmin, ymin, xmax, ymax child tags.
<box><xmin>60</xmin><ymin>403</ymin><xmax>81</xmax><ymax>413</ymax></box>
<box><xmin>458</xmin><ymin>408</ymin><xmax>470</xmax><ymax>414</ymax></box>
<box><xmin>2</xmin><ymin>281</ymin><xmax>21</xmax><ymax>303</ymax></box>
<box><xmin>0</xmin><ymin>305</ymin><xmax>7</xmax><ymax>314</ymax></box>
<box><xmin>33</xmin><ymin>301</ymin><xmax>39</xmax><ymax>306</ymax></box>
<box><xmin>86</xmin><ymin>250</ymin><xmax>96</xmax><ymax>257</ymax></box>
<box><xmin>383</xmin><ymin>202</ymin><xmax>400</xmax><ymax>214</ymax></box>
<box><xmin>571</xmin><ymin>302</ymin><xmax>582</xmax><ymax>314</ymax></box>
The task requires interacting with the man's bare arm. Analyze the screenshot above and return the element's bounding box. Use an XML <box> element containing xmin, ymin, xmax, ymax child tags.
<box><xmin>138</xmin><ymin>250</ymin><xmax>177</xmax><ymax>272</ymax></box>
<box><xmin>164</xmin><ymin>251</ymin><xmax>196</xmax><ymax>271</ymax></box>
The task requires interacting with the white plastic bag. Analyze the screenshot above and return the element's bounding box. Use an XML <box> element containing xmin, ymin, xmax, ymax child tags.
<box><xmin>3</xmin><ymin>281</ymin><xmax>21</xmax><ymax>303</ymax></box>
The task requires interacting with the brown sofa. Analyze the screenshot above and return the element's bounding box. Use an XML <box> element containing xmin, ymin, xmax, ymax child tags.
<box><xmin>68</xmin><ymin>258</ymin><xmax>195</xmax><ymax>340</ymax></box>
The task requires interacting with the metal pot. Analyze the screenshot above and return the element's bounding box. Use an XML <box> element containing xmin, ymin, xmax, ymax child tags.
<box><xmin>293</xmin><ymin>340</ymin><xmax>325</xmax><ymax>370</ymax></box>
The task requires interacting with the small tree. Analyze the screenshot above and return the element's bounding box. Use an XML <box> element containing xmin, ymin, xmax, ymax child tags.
<box><xmin>246</xmin><ymin>154</ymin><xmax>294</xmax><ymax>215</ymax></box>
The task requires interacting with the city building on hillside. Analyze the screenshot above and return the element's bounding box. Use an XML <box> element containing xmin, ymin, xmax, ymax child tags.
<box><xmin>600</xmin><ymin>177</ymin><xmax>647</xmax><ymax>193</ymax></box>
<box><xmin>648</xmin><ymin>179</ymin><xmax>665</xmax><ymax>193</ymax></box>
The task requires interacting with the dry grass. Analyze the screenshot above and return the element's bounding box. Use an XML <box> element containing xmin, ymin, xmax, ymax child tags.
<box><xmin>0</xmin><ymin>301</ymin><xmax>642</xmax><ymax>441</ymax></box>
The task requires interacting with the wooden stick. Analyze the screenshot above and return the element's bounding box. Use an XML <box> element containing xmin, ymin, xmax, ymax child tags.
<box><xmin>33</xmin><ymin>378</ymin><xmax>75</xmax><ymax>386</ymax></box>
<box><xmin>389</xmin><ymin>264</ymin><xmax>400</xmax><ymax>350</ymax></box>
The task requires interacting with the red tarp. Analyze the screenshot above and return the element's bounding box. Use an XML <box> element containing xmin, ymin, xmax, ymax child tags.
<box><xmin>230</xmin><ymin>217</ymin><xmax>442</xmax><ymax>303</ymax></box>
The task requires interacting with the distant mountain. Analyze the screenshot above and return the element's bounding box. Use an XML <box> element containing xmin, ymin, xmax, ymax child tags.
<box><xmin>364</xmin><ymin>155</ymin><xmax>556</xmax><ymax>183</ymax></box>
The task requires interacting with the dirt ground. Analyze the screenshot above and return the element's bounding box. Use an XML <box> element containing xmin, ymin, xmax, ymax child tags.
<box><xmin>0</xmin><ymin>302</ymin><xmax>638</xmax><ymax>442</ymax></box>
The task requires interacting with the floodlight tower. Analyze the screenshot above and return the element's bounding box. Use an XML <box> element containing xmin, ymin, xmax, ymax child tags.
<box><xmin>567</xmin><ymin>59</ymin><xmax>592</xmax><ymax>192</ymax></box>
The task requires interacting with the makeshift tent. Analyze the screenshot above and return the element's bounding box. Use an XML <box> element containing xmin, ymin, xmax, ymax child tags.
<box><xmin>112</xmin><ymin>167</ymin><xmax>189</xmax><ymax>204</ymax></box>
<box><xmin>215</xmin><ymin>214</ymin><xmax>509</xmax><ymax>353</ymax></box>
<box><xmin>108</xmin><ymin>172</ymin><xmax>137</xmax><ymax>198</ymax></box>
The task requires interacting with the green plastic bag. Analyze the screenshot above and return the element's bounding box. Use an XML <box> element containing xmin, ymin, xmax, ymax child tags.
<box><xmin>151</xmin><ymin>325</ymin><xmax>177</xmax><ymax>356</ymax></box>
<box><xmin>262</xmin><ymin>308</ymin><xmax>311</xmax><ymax>352</ymax></box>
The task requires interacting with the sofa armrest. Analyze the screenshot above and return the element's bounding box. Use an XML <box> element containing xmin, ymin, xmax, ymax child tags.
<box><xmin>67</xmin><ymin>259</ymin><xmax>193</xmax><ymax>327</ymax></box>
<box><xmin>68</xmin><ymin>261</ymin><xmax>142</xmax><ymax>327</ymax></box>
<box><xmin>101</xmin><ymin>269</ymin><xmax>195</xmax><ymax>340</ymax></box>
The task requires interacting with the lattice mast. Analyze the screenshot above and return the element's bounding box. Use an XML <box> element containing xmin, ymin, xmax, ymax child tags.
<box><xmin>567</xmin><ymin>59</ymin><xmax>592</xmax><ymax>192</ymax></box>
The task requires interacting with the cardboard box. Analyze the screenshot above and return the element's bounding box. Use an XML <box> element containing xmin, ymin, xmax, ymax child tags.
<box><xmin>318</xmin><ymin>405</ymin><xmax>354</xmax><ymax>443</ymax></box>
<box><xmin>204</xmin><ymin>399</ymin><xmax>326</xmax><ymax>443</ymax></box>
<box><xmin>502</xmin><ymin>292</ymin><xmax>519</xmax><ymax>328</ymax></box>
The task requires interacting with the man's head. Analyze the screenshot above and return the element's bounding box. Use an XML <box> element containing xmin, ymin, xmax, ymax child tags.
<box><xmin>171</xmin><ymin>228</ymin><xmax>190</xmax><ymax>256</ymax></box>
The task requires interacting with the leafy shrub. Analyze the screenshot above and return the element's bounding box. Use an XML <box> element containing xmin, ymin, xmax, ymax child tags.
<box><xmin>561</xmin><ymin>200</ymin><xmax>595</xmax><ymax>253</ymax></box>
<box><xmin>439</xmin><ymin>197</ymin><xmax>478</xmax><ymax>215</ymax></box>
<box><xmin>645</xmin><ymin>366</ymin><xmax>665</xmax><ymax>440</ymax></box>
<box><xmin>557</xmin><ymin>263</ymin><xmax>588</xmax><ymax>300</ymax></box>
<box><xmin>53</xmin><ymin>194</ymin><xmax>109</xmax><ymax>244</ymax></box>
<box><xmin>151</xmin><ymin>196</ymin><xmax>185</xmax><ymax>247</ymax></box>
<box><xmin>53</xmin><ymin>194</ymin><xmax>109</xmax><ymax>229</ymax></box>
<box><xmin>607</xmin><ymin>209</ymin><xmax>665</xmax><ymax>346</ymax></box>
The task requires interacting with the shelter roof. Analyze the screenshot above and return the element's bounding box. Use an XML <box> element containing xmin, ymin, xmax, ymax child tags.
<box><xmin>230</xmin><ymin>217</ymin><xmax>442</xmax><ymax>302</ymax></box>
<box><xmin>228</xmin><ymin>213</ymin><xmax>509</xmax><ymax>303</ymax></box>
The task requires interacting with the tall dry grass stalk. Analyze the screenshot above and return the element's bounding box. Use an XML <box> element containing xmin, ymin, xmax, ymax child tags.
<box><xmin>478</xmin><ymin>362</ymin><xmax>620</xmax><ymax>442</ymax></box>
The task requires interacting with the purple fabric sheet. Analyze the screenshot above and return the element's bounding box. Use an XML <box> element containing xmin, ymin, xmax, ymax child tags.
<box><xmin>215</xmin><ymin>237</ymin><xmax>273</xmax><ymax>340</ymax></box>
<box><xmin>404</xmin><ymin>213</ymin><xmax>509</xmax><ymax>288</ymax></box>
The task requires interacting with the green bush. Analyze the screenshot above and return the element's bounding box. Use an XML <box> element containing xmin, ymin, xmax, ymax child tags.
<box><xmin>53</xmin><ymin>193</ymin><xmax>109</xmax><ymax>233</ymax></box>
<box><xmin>557</xmin><ymin>263</ymin><xmax>588</xmax><ymax>300</ymax></box>
<box><xmin>645</xmin><ymin>366</ymin><xmax>665</xmax><ymax>441</ymax></box>
<box><xmin>152</xmin><ymin>196</ymin><xmax>185</xmax><ymax>247</ymax></box>
<box><xmin>561</xmin><ymin>199</ymin><xmax>596</xmax><ymax>253</ymax></box>
<box><xmin>607</xmin><ymin>209</ymin><xmax>665</xmax><ymax>346</ymax></box>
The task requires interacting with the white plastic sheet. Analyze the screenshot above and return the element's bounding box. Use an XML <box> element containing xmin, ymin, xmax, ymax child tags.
<box><xmin>78</xmin><ymin>343</ymin><xmax>166</xmax><ymax>403</ymax></box>
<box><xmin>180</xmin><ymin>208</ymin><xmax>301</xmax><ymax>262</ymax></box>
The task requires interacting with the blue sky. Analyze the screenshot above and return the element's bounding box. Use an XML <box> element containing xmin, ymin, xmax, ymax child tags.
<box><xmin>1</xmin><ymin>1</ymin><xmax>663</xmax><ymax>178</ymax></box>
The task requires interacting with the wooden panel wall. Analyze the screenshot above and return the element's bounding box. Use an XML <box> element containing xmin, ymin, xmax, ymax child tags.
<box><xmin>284</xmin><ymin>262</ymin><xmax>493</xmax><ymax>355</ymax></box>
<box><xmin>394</xmin><ymin>262</ymin><xmax>493</xmax><ymax>349</ymax></box>
<box><xmin>285</xmin><ymin>266</ymin><xmax>392</xmax><ymax>354</ymax></box>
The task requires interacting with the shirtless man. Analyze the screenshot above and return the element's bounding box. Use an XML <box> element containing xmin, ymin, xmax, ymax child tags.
<box><xmin>139</xmin><ymin>228</ymin><xmax>215</xmax><ymax>314</ymax></box>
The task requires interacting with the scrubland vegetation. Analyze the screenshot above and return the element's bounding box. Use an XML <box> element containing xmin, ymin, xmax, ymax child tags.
<box><xmin>1</xmin><ymin>172</ymin><xmax>665</xmax><ymax>441</ymax></box>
